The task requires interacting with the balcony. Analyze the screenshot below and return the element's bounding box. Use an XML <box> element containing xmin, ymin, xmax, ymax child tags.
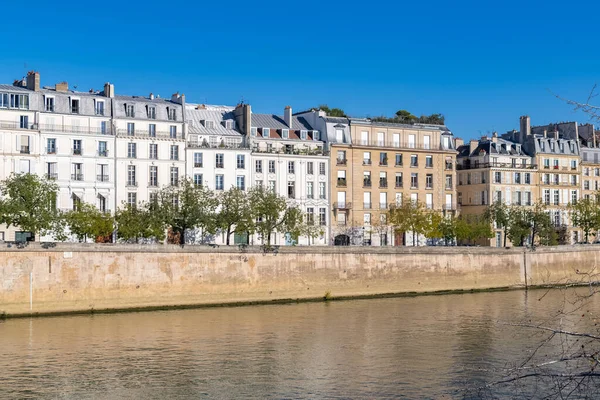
<box><xmin>46</xmin><ymin>147</ymin><xmax>57</xmax><ymax>155</ymax></box>
<box><xmin>215</xmin><ymin>163</ymin><xmax>224</xmax><ymax>169</ymax></box>
<box><xmin>126</xmin><ymin>181</ymin><xmax>138</xmax><ymax>187</ymax></box>
<box><xmin>0</xmin><ymin>120</ymin><xmax>37</xmax><ymax>130</ymax></box>
<box><xmin>71</xmin><ymin>173</ymin><xmax>83</xmax><ymax>181</ymax></box>
<box><xmin>363</xmin><ymin>202</ymin><xmax>372</xmax><ymax>210</ymax></box>
<box><xmin>355</xmin><ymin>139</ymin><xmax>444</xmax><ymax>151</ymax></box>
<box><xmin>194</xmin><ymin>163</ymin><xmax>203</xmax><ymax>168</ymax></box>
<box><xmin>334</xmin><ymin>202</ymin><xmax>352</xmax><ymax>209</ymax></box>
<box><xmin>117</xmin><ymin>128</ymin><xmax>181</xmax><ymax>140</ymax></box>
<box><xmin>363</xmin><ymin>159</ymin><xmax>372</xmax><ymax>166</ymax></box>
<box><xmin>379</xmin><ymin>159</ymin><xmax>388</xmax><ymax>166</ymax></box>
<box><xmin>379</xmin><ymin>203</ymin><xmax>388</xmax><ymax>210</ymax></box>
<box><xmin>395</xmin><ymin>181</ymin><xmax>403</xmax><ymax>188</ymax></box>
<box><xmin>97</xmin><ymin>150</ymin><xmax>108</xmax><ymax>157</ymax></box>
<box><xmin>38</xmin><ymin>123</ymin><xmax>114</xmax><ymax>135</ymax></box>
<box><xmin>336</xmin><ymin>158</ymin><xmax>347</xmax><ymax>166</ymax></box>
<box><xmin>337</xmin><ymin>178</ymin><xmax>347</xmax><ymax>187</ymax></box>
<box><xmin>148</xmin><ymin>181</ymin><xmax>158</xmax><ymax>187</ymax></box>
<box><xmin>46</xmin><ymin>173</ymin><xmax>58</xmax><ymax>180</ymax></box>
<box><xmin>410</xmin><ymin>163</ymin><xmax>418</xmax><ymax>168</ymax></box>
<box><xmin>72</xmin><ymin>148</ymin><xmax>82</xmax><ymax>155</ymax></box>
<box><xmin>363</xmin><ymin>180</ymin><xmax>372</xmax><ymax>188</ymax></box>
<box><xmin>170</xmin><ymin>180</ymin><xmax>179</xmax><ymax>187</ymax></box>
<box><xmin>445</xmin><ymin>163</ymin><xmax>453</xmax><ymax>170</ymax></box>
<box><xmin>97</xmin><ymin>175</ymin><xmax>109</xmax><ymax>182</ymax></box>
<box><xmin>457</xmin><ymin>162</ymin><xmax>538</xmax><ymax>170</ymax></box>
<box><xmin>442</xmin><ymin>204</ymin><xmax>459</xmax><ymax>211</ymax></box>
<box><xmin>249</xmin><ymin>145</ymin><xmax>327</xmax><ymax>156</ymax></box>
<box><xmin>379</xmin><ymin>180</ymin><xmax>388</xmax><ymax>188</ymax></box>
<box><xmin>20</xmin><ymin>146</ymin><xmax>30</xmax><ymax>154</ymax></box>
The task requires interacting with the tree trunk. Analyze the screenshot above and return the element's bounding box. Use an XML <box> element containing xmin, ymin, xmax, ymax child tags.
<box><xmin>226</xmin><ymin>227</ymin><xmax>231</xmax><ymax>245</ymax></box>
<box><xmin>412</xmin><ymin>231</ymin><xmax>416</xmax><ymax>246</ymax></box>
<box><xmin>503</xmin><ymin>230</ymin><xmax>507</xmax><ymax>247</ymax></box>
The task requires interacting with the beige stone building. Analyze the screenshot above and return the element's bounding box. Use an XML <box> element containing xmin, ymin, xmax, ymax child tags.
<box><xmin>328</xmin><ymin>119</ymin><xmax>457</xmax><ymax>246</ymax></box>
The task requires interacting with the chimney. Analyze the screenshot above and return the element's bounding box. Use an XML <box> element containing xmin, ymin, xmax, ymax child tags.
<box><xmin>171</xmin><ymin>92</ymin><xmax>180</xmax><ymax>103</ymax></box>
<box><xmin>455</xmin><ymin>138</ymin><xmax>465</xmax><ymax>148</ymax></box>
<box><xmin>55</xmin><ymin>82</ymin><xmax>68</xmax><ymax>92</ymax></box>
<box><xmin>284</xmin><ymin>106</ymin><xmax>292</xmax><ymax>129</ymax></box>
<box><xmin>26</xmin><ymin>71</ymin><xmax>40</xmax><ymax>91</ymax></box>
<box><xmin>554</xmin><ymin>131</ymin><xmax>560</xmax><ymax>140</ymax></box>
<box><xmin>469</xmin><ymin>139</ymin><xmax>479</xmax><ymax>154</ymax></box>
<box><xmin>519</xmin><ymin>115</ymin><xmax>530</xmax><ymax>144</ymax></box>
<box><xmin>104</xmin><ymin>82</ymin><xmax>114</xmax><ymax>98</ymax></box>
<box><xmin>491</xmin><ymin>132</ymin><xmax>498</xmax><ymax>143</ymax></box>
<box><xmin>234</xmin><ymin>103</ymin><xmax>252</xmax><ymax>136</ymax></box>
<box><xmin>149</xmin><ymin>93</ymin><xmax>154</xmax><ymax>100</ymax></box>
<box><xmin>543</xmin><ymin>129</ymin><xmax>547</xmax><ymax>138</ymax></box>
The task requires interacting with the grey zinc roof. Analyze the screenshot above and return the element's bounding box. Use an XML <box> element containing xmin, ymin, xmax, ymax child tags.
<box><xmin>251</xmin><ymin>113</ymin><xmax>313</xmax><ymax>130</ymax></box>
<box><xmin>0</xmin><ymin>84</ymin><xmax>32</xmax><ymax>92</ymax></box>
<box><xmin>325</xmin><ymin>117</ymin><xmax>349</xmax><ymax>124</ymax></box>
<box><xmin>187</xmin><ymin>105</ymin><xmax>241</xmax><ymax>136</ymax></box>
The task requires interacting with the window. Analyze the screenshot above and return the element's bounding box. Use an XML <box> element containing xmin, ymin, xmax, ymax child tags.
<box><xmin>553</xmin><ymin>190</ymin><xmax>560</xmax><ymax>205</ymax></box>
<box><xmin>168</xmin><ymin>108</ymin><xmax>176</xmax><ymax>121</ymax></box>
<box><xmin>395</xmin><ymin>173</ymin><xmax>403</xmax><ymax>188</ymax></box>
<box><xmin>410</xmin><ymin>155</ymin><xmax>418</xmax><ymax>167</ymax></box>
<box><xmin>268</xmin><ymin>180</ymin><xmax>276</xmax><ymax>192</ymax></box>
<box><xmin>379</xmin><ymin>152</ymin><xmax>388</xmax><ymax>166</ymax></box>
<box><xmin>319</xmin><ymin>208</ymin><xmax>326</xmax><ymax>226</ymax></box>
<box><xmin>423</xmin><ymin>135</ymin><xmax>431</xmax><ymax>150</ymax></box>
<box><xmin>98</xmin><ymin>195</ymin><xmax>107</xmax><ymax>213</ymax></box>
<box><xmin>170</xmin><ymin>126</ymin><xmax>177</xmax><ymax>138</ymax></box>
<box><xmin>361</xmin><ymin>131</ymin><xmax>369</xmax><ymax>145</ymax></box>
<box><xmin>170</xmin><ymin>145</ymin><xmax>179</xmax><ymax>160</ymax></box>
<box><xmin>313</xmin><ymin>131</ymin><xmax>320</xmax><ymax>141</ymax></box>
<box><xmin>45</xmin><ymin>96</ymin><xmax>54</xmax><ymax>112</ymax></box>
<box><xmin>445</xmin><ymin>175</ymin><xmax>453</xmax><ymax>190</ymax></box>
<box><xmin>377</xmin><ymin>132</ymin><xmax>385</xmax><ymax>146</ymax></box>
<box><xmin>306</xmin><ymin>207</ymin><xmax>315</xmax><ymax>225</ymax></box>
<box><xmin>149</xmin><ymin>166</ymin><xmax>158</xmax><ymax>187</ymax></box>
<box><xmin>584</xmin><ymin>180</ymin><xmax>590</xmax><ymax>190</ymax></box>
<box><xmin>514</xmin><ymin>172</ymin><xmax>521</xmax><ymax>184</ymax></box>
<box><xmin>46</xmin><ymin>162</ymin><xmax>58</xmax><ymax>180</ymax></box>
<box><xmin>194</xmin><ymin>153</ymin><xmax>203</xmax><ymax>167</ymax></box>
<box><xmin>46</xmin><ymin>138</ymin><xmax>56</xmax><ymax>154</ymax></box>
<box><xmin>571</xmin><ymin>175</ymin><xmax>577</xmax><ymax>186</ymax></box>
<box><xmin>364</xmin><ymin>152</ymin><xmax>372</xmax><ymax>165</ymax></box>
<box><xmin>147</xmin><ymin>106</ymin><xmax>156</xmax><ymax>119</ymax></box>
<box><xmin>425</xmin><ymin>155</ymin><xmax>433</xmax><ymax>168</ymax></box>
<box><xmin>288</xmin><ymin>161</ymin><xmax>295</xmax><ymax>174</ymax></box>
<box><xmin>525</xmin><ymin>192</ymin><xmax>532</xmax><ymax>206</ymax></box>
<box><xmin>411</xmin><ymin>173</ymin><xmax>418</xmax><ymax>188</ymax></box>
<box><xmin>126</xmin><ymin>165</ymin><xmax>136</xmax><ymax>186</ymax></box>
<box><xmin>251</xmin><ymin>127</ymin><xmax>257</xmax><ymax>136</ymax></box>
<box><xmin>262</xmin><ymin>128</ymin><xmax>270</xmax><ymax>138</ymax></box>
<box><xmin>95</xmin><ymin>100</ymin><xmax>105</xmax><ymax>116</ymax></box>
<box><xmin>255</xmin><ymin>160</ymin><xmax>263</xmax><ymax>173</ymax></box>
<box><xmin>408</xmin><ymin>134</ymin><xmax>416</xmax><ymax>148</ymax></box>
<box><xmin>224</xmin><ymin>120</ymin><xmax>235</xmax><ymax>129</ymax></box>
<box><xmin>543</xmin><ymin>158</ymin><xmax>550</xmax><ymax>169</ymax></box>
<box><xmin>126</xmin><ymin>104</ymin><xmax>135</xmax><ymax>117</ymax></box>
<box><xmin>379</xmin><ymin>172</ymin><xmax>387</xmax><ymax>188</ymax></box>
<box><xmin>364</xmin><ymin>213</ymin><xmax>371</xmax><ymax>226</ymax></box>
<box><xmin>73</xmin><ymin>139</ymin><xmax>82</xmax><ymax>155</ymax></box>
<box><xmin>572</xmin><ymin>190</ymin><xmax>578</xmax><ymax>204</ymax></box>
<box><xmin>337</xmin><ymin>150</ymin><xmax>347</xmax><ymax>165</ymax></box>
<box><xmin>204</xmin><ymin>120</ymin><xmax>215</xmax><ymax>129</ymax></box>
<box><xmin>364</xmin><ymin>171</ymin><xmax>372</xmax><ymax>187</ymax></box>
<box><xmin>215</xmin><ymin>175</ymin><xmax>224</xmax><ymax>190</ymax></box>
<box><xmin>216</xmin><ymin>153</ymin><xmax>224</xmax><ymax>168</ymax></box>
<box><xmin>127</xmin><ymin>192</ymin><xmax>137</xmax><ymax>207</ymax></box>
<box><xmin>307</xmin><ymin>182</ymin><xmax>314</xmax><ymax>199</ymax></box>
<box><xmin>71</xmin><ymin>99</ymin><xmax>79</xmax><ymax>114</ymax></box>
<box><xmin>282</xmin><ymin>129</ymin><xmax>289</xmax><ymax>139</ymax></box>
<box><xmin>149</xmin><ymin>124</ymin><xmax>156</xmax><ymax>137</ymax></box>
<box><xmin>426</xmin><ymin>174</ymin><xmax>433</xmax><ymax>189</ymax></box>
<box><xmin>0</xmin><ymin>93</ymin><xmax>8</xmax><ymax>108</ymax></box>
<box><xmin>127</xmin><ymin>142</ymin><xmax>137</xmax><ymax>158</ymax></box>
<box><xmin>335</xmin><ymin>129</ymin><xmax>343</xmax><ymax>143</ymax></box>
<box><xmin>571</xmin><ymin>160</ymin><xmax>578</xmax><ymax>170</ymax></box>
<box><xmin>288</xmin><ymin>181</ymin><xmax>295</xmax><ymax>199</ymax></box>
<box><xmin>319</xmin><ymin>162</ymin><xmax>326</xmax><ymax>175</ymax></box>
<box><xmin>237</xmin><ymin>154</ymin><xmax>245</xmax><ymax>169</ymax></box>
<box><xmin>236</xmin><ymin>176</ymin><xmax>246</xmax><ymax>190</ymax></box>
<box><xmin>395</xmin><ymin>154</ymin><xmax>402</xmax><ymax>166</ymax></box>
<box><xmin>255</xmin><ymin>180</ymin><xmax>263</xmax><ymax>187</ymax></box>
<box><xmin>307</xmin><ymin>162</ymin><xmax>314</xmax><ymax>175</ymax></box>
<box><xmin>170</xmin><ymin>167</ymin><xmax>179</xmax><ymax>186</ymax></box>
<box><xmin>19</xmin><ymin>115</ymin><xmax>29</xmax><ymax>129</ymax></box>
<box><xmin>100</xmin><ymin>121</ymin><xmax>107</xmax><ymax>134</ymax></box>
<box><xmin>525</xmin><ymin>173</ymin><xmax>531</xmax><ymax>184</ymax></box>
<box><xmin>149</xmin><ymin>144</ymin><xmax>158</xmax><ymax>159</ymax></box>
<box><xmin>11</xmin><ymin>94</ymin><xmax>29</xmax><ymax>109</ymax></box>
<box><xmin>337</xmin><ymin>170</ymin><xmax>347</xmax><ymax>187</ymax></box>
<box><xmin>319</xmin><ymin>182</ymin><xmax>326</xmax><ymax>199</ymax></box>
<box><xmin>268</xmin><ymin>160</ymin><xmax>276</xmax><ymax>173</ymax></box>
<box><xmin>494</xmin><ymin>172</ymin><xmax>502</xmax><ymax>183</ymax></box>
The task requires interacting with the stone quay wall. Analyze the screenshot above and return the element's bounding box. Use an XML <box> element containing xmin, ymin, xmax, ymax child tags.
<box><xmin>0</xmin><ymin>244</ymin><xmax>597</xmax><ymax>317</ymax></box>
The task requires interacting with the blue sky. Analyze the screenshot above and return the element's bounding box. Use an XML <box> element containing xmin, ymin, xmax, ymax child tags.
<box><xmin>1</xmin><ymin>0</ymin><xmax>599</xmax><ymax>139</ymax></box>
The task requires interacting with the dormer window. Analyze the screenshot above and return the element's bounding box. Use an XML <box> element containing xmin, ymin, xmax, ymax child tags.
<box><xmin>95</xmin><ymin>100</ymin><xmax>105</xmax><ymax>116</ymax></box>
<box><xmin>146</xmin><ymin>106</ymin><xmax>156</xmax><ymax>119</ymax></box>
<box><xmin>313</xmin><ymin>130</ymin><xmax>320</xmax><ymax>141</ymax></box>
<box><xmin>251</xmin><ymin>127</ymin><xmax>257</xmax><ymax>136</ymax></box>
<box><xmin>125</xmin><ymin>104</ymin><xmax>135</xmax><ymax>118</ymax></box>
<box><xmin>262</xmin><ymin>128</ymin><xmax>270</xmax><ymax>138</ymax></box>
<box><xmin>282</xmin><ymin>129</ymin><xmax>289</xmax><ymax>139</ymax></box>
<box><xmin>203</xmin><ymin>120</ymin><xmax>215</xmax><ymax>129</ymax></box>
<box><xmin>300</xmin><ymin>130</ymin><xmax>307</xmax><ymax>140</ymax></box>
<box><xmin>224</xmin><ymin>120</ymin><xmax>236</xmax><ymax>129</ymax></box>
<box><xmin>44</xmin><ymin>96</ymin><xmax>55</xmax><ymax>112</ymax></box>
<box><xmin>559</xmin><ymin>142</ymin><xmax>564</xmax><ymax>152</ymax></box>
<box><xmin>167</xmin><ymin>107</ymin><xmax>176</xmax><ymax>121</ymax></box>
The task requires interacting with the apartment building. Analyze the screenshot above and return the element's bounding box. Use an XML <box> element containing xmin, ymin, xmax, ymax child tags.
<box><xmin>503</xmin><ymin>116</ymin><xmax>582</xmax><ymax>243</ymax></box>
<box><xmin>456</xmin><ymin>134</ymin><xmax>537</xmax><ymax>246</ymax></box>
<box><xmin>321</xmin><ymin>117</ymin><xmax>457</xmax><ymax>246</ymax></box>
<box><xmin>578</xmin><ymin>124</ymin><xmax>600</xmax><ymax>201</ymax></box>
<box><xmin>235</xmin><ymin>105</ymin><xmax>330</xmax><ymax>245</ymax></box>
<box><xmin>113</xmin><ymin>90</ymin><xmax>185</xmax><ymax>208</ymax></box>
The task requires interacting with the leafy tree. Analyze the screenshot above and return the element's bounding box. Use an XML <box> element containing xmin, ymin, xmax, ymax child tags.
<box><xmin>484</xmin><ymin>201</ymin><xmax>510</xmax><ymax>247</ymax></box>
<box><xmin>568</xmin><ymin>197</ymin><xmax>600</xmax><ymax>243</ymax></box>
<box><xmin>0</xmin><ymin>173</ymin><xmax>62</xmax><ymax>240</ymax></box>
<box><xmin>387</xmin><ymin>197</ymin><xmax>430</xmax><ymax>246</ymax></box>
<box><xmin>115</xmin><ymin>203</ymin><xmax>165</xmax><ymax>243</ymax></box>
<box><xmin>216</xmin><ymin>187</ymin><xmax>254</xmax><ymax>245</ymax></box>
<box><xmin>317</xmin><ymin>104</ymin><xmax>346</xmax><ymax>117</ymax></box>
<box><xmin>506</xmin><ymin>206</ymin><xmax>531</xmax><ymax>246</ymax></box>
<box><xmin>158</xmin><ymin>178</ymin><xmax>219</xmax><ymax>245</ymax></box>
<box><xmin>528</xmin><ymin>202</ymin><xmax>556</xmax><ymax>246</ymax></box>
<box><xmin>64</xmin><ymin>202</ymin><xmax>114</xmax><ymax>242</ymax></box>
<box><xmin>437</xmin><ymin>215</ymin><xmax>459</xmax><ymax>246</ymax></box>
<box><xmin>418</xmin><ymin>113</ymin><xmax>445</xmax><ymax>125</ymax></box>
<box><xmin>395</xmin><ymin>109</ymin><xmax>417</xmax><ymax>123</ymax></box>
<box><xmin>455</xmin><ymin>215</ymin><xmax>493</xmax><ymax>245</ymax></box>
<box><xmin>248</xmin><ymin>186</ymin><xmax>304</xmax><ymax>246</ymax></box>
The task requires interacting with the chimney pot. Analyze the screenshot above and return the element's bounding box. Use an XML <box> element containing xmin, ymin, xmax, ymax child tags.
<box><xmin>149</xmin><ymin>93</ymin><xmax>154</xmax><ymax>100</ymax></box>
<box><xmin>469</xmin><ymin>139</ymin><xmax>479</xmax><ymax>154</ymax></box>
<box><xmin>104</xmin><ymin>82</ymin><xmax>114</xmax><ymax>98</ymax></box>
<box><xmin>26</xmin><ymin>71</ymin><xmax>40</xmax><ymax>91</ymax></box>
<box><xmin>55</xmin><ymin>82</ymin><xmax>68</xmax><ymax>92</ymax></box>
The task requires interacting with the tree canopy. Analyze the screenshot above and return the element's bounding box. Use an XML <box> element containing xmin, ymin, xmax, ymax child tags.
<box><xmin>317</xmin><ymin>104</ymin><xmax>347</xmax><ymax>117</ymax></box>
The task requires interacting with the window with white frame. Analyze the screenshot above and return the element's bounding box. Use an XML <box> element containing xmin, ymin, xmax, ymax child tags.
<box><xmin>149</xmin><ymin>144</ymin><xmax>158</xmax><ymax>159</ymax></box>
<box><xmin>282</xmin><ymin>129</ymin><xmax>289</xmax><ymax>139</ymax></box>
<box><xmin>255</xmin><ymin>160</ymin><xmax>262</xmax><ymax>173</ymax></box>
<box><xmin>216</xmin><ymin>153</ymin><xmax>224</xmax><ymax>168</ymax></box>
<box><xmin>307</xmin><ymin>162</ymin><xmax>314</xmax><ymax>175</ymax></box>
<box><xmin>126</xmin><ymin>104</ymin><xmax>135</xmax><ymax>117</ymax></box>
<box><xmin>170</xmin><ymin>167</ymin><xmax>179</xmax><ymax>186</ymax></box>
<box><xmin>319</xmin><ymin>208</ymin><xmax>326</xmax><ymax>225</ymax></box>
<box><xmin>170</xmin><ymin>145</ymin><xmax>179</xmax><ymax>160</ymax></box>
<box><xmin>170</xmin><ymin>126</ymin><xmax>177</xmax><ymax>138</ymax></box>
<box><xmin>95</xmin><ymin>100</ymin><xmax>105</xmax><ymax>116</ymax></box>
<box><xmin>268</xmin><ymin>160</ymin><xmax>276</xmax><ymax>173</ymax></box>
<box><xmin>268</xmin><ymin>180</ymin><xmax>276</xmax><ymax>192</ymax></box>
<box><xmin>307</xmin><ymin>182</ymin><xmax>314</xmax><ymax>199</ymax></box>
<box><xmin>45</xmin><ymin>96</ymin><xmax>54</xmax><ymax>112</ymax></box>
<box><xmin>194</xmin><ymin>153</ymin><xmax>203</xmax><ymax>167</ymax></box>
<box><xmin>194</xmin><ymin>174</ymin><xmax>203</xmax><ymax>187</ymax></box>
<box><xmin>319</xmin><ymin>182</ymin><xmax>326</xmax><ymax>199</ymax></box>
<box><xmin>313</xmin><ymin>131</ymin><xmax>320</xmax><ymax>140</ymax></box>
<box><xmin>288</xmin><ymin>161</ymin><xmax>295</xmax><ymax>174</ymax></box>
<box><xmin>300</xmin><ymin>130</ymin><xmax>307</xmax><ymax>140</ymax></box>
<box><xmin>127</xmin><ymin>165</ymin><xmax>136</xmax><ymax>186</ymax></box>
<box><xmin>147</xmin><ymin>106</ymin><xmax>156</xmax><ymax>119</ymax></box>
<box><xmin>127</xmin><ymin>122</ymin><xmax>135</xmax><ymax>135</ymax></box>
<box><xmin>215</xmin><ymin>174</ymin><xmax>224</xmax><ymax>190</ymax></box>
<box><xmin>127</xmin><ymin>142</ymin><xmax>137</xmax><ymax>158</ymax></box>
<box><xmin>149</xmin><ymin>124</ymin><xmax>156</xmax><ymax>137</ymax></box>
<box><xmin>236</xmin><ymin>176</ymin><xmax>246</xmax><ymax>190</ymax></box>
<box><xmin>262</xmin><ymin>128</ymin><xmax>270</xmax><ymax>138</ymax></box>
<box><xmin>237</xmin><ymin>154</ymin><xmax>245</xmax><ymax>169</ymax></box>
<box><xmin>127</xmin><ymin>192</ymin><xmax>137</xmax><ymax>207</ymax></box>
<box><xmin>251</xmin><ymin>127</ymin><xmax>257</xmax><ymax>136</ymax></box>
<box><xmin>319</xmin><ymin>162</ymin><xmax>326</xmax><ymax>175</ymax></box>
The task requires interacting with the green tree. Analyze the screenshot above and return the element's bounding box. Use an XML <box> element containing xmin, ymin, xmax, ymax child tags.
<box><xmin>455</xmin><ymin>215</ymin><xmax>493</xmax><ymax>245</ymax></box>
<box><xmin>216</xmin><ymin>187</ymin><xmax>254</xmax><ymax>245</ymax></box>
<box><xmin>64</xmin><ymin>202</ymin><xmax>114</xmax><ymax>242</ymax></box>
<box><xmin>506</xmin><ymin>206</ymin><xmax>531</xmax><ymax>246</ymax></box>
<box><xmin>115</xmin><ymin>203</ymin><xmax>165</xmax><ymax>243</ymax></box>
<box><xmin>569</xmin><ymin>197</ymin><xmax>600</xmax><ymax>243</ymax></box>
<box><xmin>317</xmin><ymin>104</ymin><xmax>346</xmax><ymax>117</ymax></box>
<box><xmin>248</xmin><ymin>186</ymin><xmax>304</xmax><ymax>246</ymax></box>
<box><xmin>437</xmin><ymin>215</ymin><xmax>458</xmax><ymax>246</ymax></box>
<box><xmin>0</xmin><ymin>173</ymin><xmax>62</xmax><ymax>240</ymax></box>
<box><xmin>387</xmin><ymin>197</ymin><xmax>430</xmax><ymax>246</ymax></box>
<box><xmin>158</xmin><ymin>178</ymin><xmax>219</xmax><ymax>245</ymax></box>
<box><xmin>484</xmin><ymin>201</ymin><xmax>510</xmax><ymax>247</ymax></box>
<box><xmin>395</xmin><ymin>109</ymin><xmax>417</xmax><ymax>123</ymax></box>
<box><xmin>418</xmin><ymin>113</ymin><xmax>445</xmax><ymax>125</ymax></box>
<box><xmin>528</xmin><ymin>202</ymin><xmax>556</xmax><ymax>246</ymax></box>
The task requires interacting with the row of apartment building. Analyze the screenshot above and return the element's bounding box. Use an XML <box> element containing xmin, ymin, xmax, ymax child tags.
<box><xmin>2</xmin><ymin>71</ymin><xmax>599</xmax><ymax>246</ymax></box>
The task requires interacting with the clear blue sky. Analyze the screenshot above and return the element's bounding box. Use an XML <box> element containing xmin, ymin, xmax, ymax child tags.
<box><xmin>2</xmin><ymin>0</ymin><xmax>599</xmax><ymax>139</ymax></box>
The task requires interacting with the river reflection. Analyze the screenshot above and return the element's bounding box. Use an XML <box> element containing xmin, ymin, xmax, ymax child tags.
<box><xmin>1</xmin><ymin>289</ymin><xmax>598</xmax><ymax>399</ymax></box>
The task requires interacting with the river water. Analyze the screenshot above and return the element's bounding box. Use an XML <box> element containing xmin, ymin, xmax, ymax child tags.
<box><xmin>1</xmin><ymin>289</ymin><xmax>599</xmax><ymax>399</ymax></box>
